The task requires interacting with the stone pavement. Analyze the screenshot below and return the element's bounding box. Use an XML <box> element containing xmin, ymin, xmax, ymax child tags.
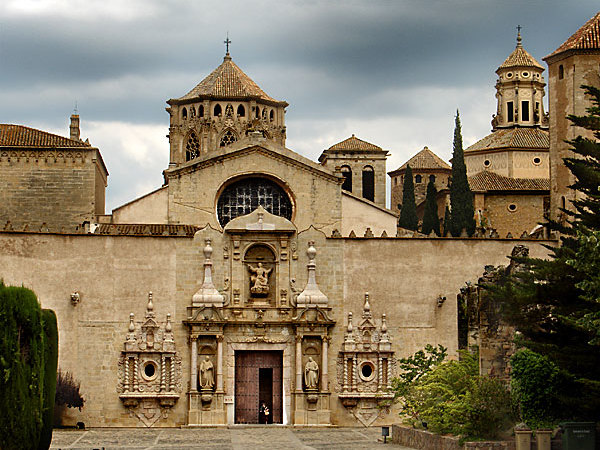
<box><xmin>50</xmin><ymin>427</ymin><xmax>414</xmax><ymax>449</ymax></box>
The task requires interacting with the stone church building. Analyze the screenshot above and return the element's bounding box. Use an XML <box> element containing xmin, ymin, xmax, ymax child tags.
<box><xmin>0</xmin><ymin>13</ymin><xmax>598</xmax><ymax>428</ymax></box>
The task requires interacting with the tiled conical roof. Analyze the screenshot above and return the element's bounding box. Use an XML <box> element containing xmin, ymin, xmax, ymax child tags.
<box><xmin>545</xmin><ymin>11</ymin><xmax>600</xmax><ymax>59</ymax></box>
<box><xmin>0</xmin><ymin>124</ymin><xmax>90</xmax><ymax>148</ymax></box>
<box><xmin>174</xmin><ymin>54</ymin><xmax>286</xmax><ymax>104</ymax></box>
<box><xmin>465</xmin><ymin>127</ymin><xmax>549</xmax><ymax>153</ymax></box>
<box><xmin>394</xmin><ymin>147</ymin><xmax>451</xmax><ymax>172</ymax></box>
<box><xmin>498</xmin><ymin>33</ymin><xmax>543</xmax><ymax>70</ymax></box>
<box><xmin>327</xmin><ymin>135</ymin><xmax>383</xmax><ymax>151</ymax></box>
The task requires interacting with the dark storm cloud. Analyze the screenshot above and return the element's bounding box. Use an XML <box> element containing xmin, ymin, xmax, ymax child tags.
<box><xmin>0</xmin><ymin>0</ymin><xmax>598</xmax><ymax>210</ymax></box>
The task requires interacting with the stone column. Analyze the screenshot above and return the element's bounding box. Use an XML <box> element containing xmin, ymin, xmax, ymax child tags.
<box><xmin>216</xmin><ymin>335</ymin><xmax>224</xmax><ymax>392</ymax></box>
<box><xmin>295</xmin><ymin>336</ymin><xmax>303</xmax><ymax>392</ymax></box>
<box><xmin>321</xmin><ymin>337</ymin><xmax>328</xmax><ymax>391</ymax></box>
<box><xmin>190</xmin><ymin>336</ymin><xmax>198</xmax><ymax>392</ymax></box>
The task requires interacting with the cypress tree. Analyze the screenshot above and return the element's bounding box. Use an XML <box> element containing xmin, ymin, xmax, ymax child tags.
<box><xmin>492</xmin><ymin>86</ymin><xmax>600</xmax><ymax>420</ymax></box>
<box><xmin>38</xmin><ymin>309</ymin><xmax>58</xmax><ymax>450</ymax></box>
<box><xmin>443</xmin><ymin>205</ymin><xmax>451</xmax><ymax>237</ymax></box>
<box><xmin>449</xmin><ymin>111</ymin><xmax>475</xmax><ymax>236</ymax></box>
<box><xmin>399</xmin><ymin>164</ymin><xmax>418</xmax><ymax>231</ymax></box>
<box><xmin>422</xmin><ymin>179</ymin><xmax>441</xmax><ymax>236</ymax></box>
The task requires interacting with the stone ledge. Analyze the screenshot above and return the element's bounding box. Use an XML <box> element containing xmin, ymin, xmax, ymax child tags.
<box><xmin>391</xmin><ymin>425</ymin><xmax>517</xmax><ymax>450</ymax></box>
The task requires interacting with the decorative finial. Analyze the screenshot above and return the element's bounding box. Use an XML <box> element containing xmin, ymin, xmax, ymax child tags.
<box><xmin>129</xmin><ymin>313</ymin><xmax>135</xmax><ymax>332</ymax></box>
<box><xmin>224</xmin><ymin>33</ymin><xmax>231</xmax><ymax>56</ymax></box>
<box><xmin>165</xmin><ymin>313</ymin><xmax>172</xmax><ymax>333</ymax></box>
<box><xmin>516</xmin><ymin>25</ymin><xmax>522</xmax><ymax>48</ymax></box>
<box><xmin>347</xmin><ymin>312</ymin><xmax>353</xmax><ymax>333</ymax></box>
<box><xmin>364</xmin><ymin>292</ymin><xmax>370</xmax><ymax>311</ymax></box>
<box><xmin>73</xmin><ymin>101</ymin><xmax>78</xmax><ymax>114</ymax></box>
<box><xmin>381</xmin><ymin>314</ymin><xmax>388</xmax><ymax>333</ymax></box>
<box><xmin>147</xmin><ymin>292</ymin><xmax>154</xmax><ymax>312</ymax></box>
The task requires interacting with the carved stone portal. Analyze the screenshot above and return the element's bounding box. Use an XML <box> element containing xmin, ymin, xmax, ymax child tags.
<box><xmin>117</xmin><ymin>292</ymin><xmax>182</xmax><ymax>427</ymax></box>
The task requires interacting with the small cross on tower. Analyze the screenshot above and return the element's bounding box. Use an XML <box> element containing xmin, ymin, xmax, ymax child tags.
<box><xmin>224</xmin><ymin>34</ymin><xmax>231</xmax><ymax>55</ymax></box>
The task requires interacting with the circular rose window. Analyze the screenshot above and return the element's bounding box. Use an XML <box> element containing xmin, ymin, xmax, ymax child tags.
<box><xmin>217</xmin><ymin>177</ymin><xmax>293</xmax><ymax>226</ymax></box>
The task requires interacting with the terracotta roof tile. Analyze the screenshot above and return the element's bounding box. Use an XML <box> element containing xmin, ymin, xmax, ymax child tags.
<box><xmin>0</xmin><ymin>124</ymin><xmax>90</xmax><ymax>148</ymax></box>
<box><xmin>327</xmin><ymin>135</ymin><xmax>383</xmax><ymax>151</ymax></box>
<box><xmin>465</xmin><ymin>127</ymin><xmax>549</xmax><ymax>153</ymax></box>
<box><xmin>95</xmin><ymin>224</ymin><xmax>200</xmax><ymax>237</ymax></box>
<box><xmin>469</xmin><ymin>170</ymin><xmax>549</xmax><ymax>192</ymax></box>
<box><xmin>394</xmin><ymin>147</ymin><xmax>451</xmax><ymax>172</ymax></box>
<box><xmin>175</xmin><ymin>55</ymin><xmax>285</xmax><ymax>104</ymax></box>
<box><xmin>546</xmin><ymin>11</ymin><xmax>600</xmax><ymax>59</ymax></box>
<box><xmin>498</xmin><ymin>38</ymin><xmax>543</xmax><ymax>70</ymax></box>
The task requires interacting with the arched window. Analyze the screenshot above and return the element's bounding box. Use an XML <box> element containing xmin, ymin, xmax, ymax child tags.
<box><xmin>217</xmin><ymin>177</ymin><xmax>293</xmax><ymax>226</ymax></box>
<box><xmin>189</xmin><ymin>106</ymin><xmax>196</xmax><ymax>119</ymax></box>
<box><xmin>269</xmin><ymin>109</ymin><xmax>274</xmax><ymax>122</ymax></box>
<box><xmin>255</xmin><ymin>107</ymin><xmax>260</xmax><ymax>119</ymax></box>
<box><xmin>341</xmin><ymin>166</ymin><xmax>352</xmax><ymax>192</ymax></box>
<box><xmin>429</xmin><ymin>174</ymin><xmax>436</xmax><ymax>183</ymax></box>
<box><xmin>225</xmin><ymin>104</ymin><xmax>234</xmax><ymax>118</ymax></box>
<box><xmin>185</xmin><ymin>132</ymin><xmax>200</xmax><ymax>161</ymax></box>
<box><xmin>219</xmin><ymin>129</ymin><xmax>238</xmax><ymax>147</ymax></box>
<box><xmin>214</xmin><ymin>104</ymin><xmax>222</xmax><ymax>117</ymax></box>
<box><xmin>362</xmin><ymin>166</ymin><xmax>375</xmax><ymax>202</ymax></box>
<box><xmin>261</xmin><ymin>108</ymin><xmax>267</xmax><ymax>120</ymax></box>
<box><xmin>198</xmin><ymin>105</ymin><xmax>204</xmax><ymax>118</ymax></box>
<box><xmin>415</xmin><ymin>174</ymin><xmax>422</xmax><ymax>184</ymax></box>
<box><xmin>237</xmin><ymin>104</ymin><xmax>246</xmax><ymax>117</ymax></box>
<box><xmin>182</xmin><ymin>107</ymin><xmax>187</xmax><ymax>120</ymax></box>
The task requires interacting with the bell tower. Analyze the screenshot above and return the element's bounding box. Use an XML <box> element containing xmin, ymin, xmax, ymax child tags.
<box><xmin>492</xmin><ymin>29</ymin><xmax>548</xmax><ymax>130</ymax></box>
<box><xmin>166</xmin><ymin>42</ymin><xmax>288</xmax><ymax>168</ymax></box>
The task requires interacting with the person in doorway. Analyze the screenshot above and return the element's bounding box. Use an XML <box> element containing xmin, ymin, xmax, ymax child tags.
<box><xmin>259</xmin><ymin>401</ymin><xmax>270</xmax><ymax>424</ymax></box>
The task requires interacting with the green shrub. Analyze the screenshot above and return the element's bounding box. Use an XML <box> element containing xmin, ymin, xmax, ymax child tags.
<box><xmin>0</xmin><ymin>282</ymin><xmax>45</xmax><ymax>450</ymax></box>
<box><xmin>38</xmin><ymin>309</ymin><xmax>58</xmax><ymax>450</ymax></box>
<box><xmin>510</xmin><ymin>348</ymin><xmax>563</xmax><ymax>428</ymax></box>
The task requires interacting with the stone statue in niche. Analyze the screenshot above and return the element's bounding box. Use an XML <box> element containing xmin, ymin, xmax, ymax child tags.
<box><xmin>304</xmin><ymin>357</ymin><xmax>319</xmax><ymax>390</ymax></box>
<box><xmin>248</xmin><ymin>263</ymin><xmax>272</xmax><ymax>295</ymax></box>
<box><xmin>199</xmin><ymin>356</ymin><xmax>214</xmax><ymax>389</ymax></box>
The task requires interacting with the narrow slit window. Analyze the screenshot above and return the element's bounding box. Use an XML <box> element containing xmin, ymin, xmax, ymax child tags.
<box><xmin>521</xmin><ymin>101</ymin><xmax>530</xmax><ymax>121</ymax></box>
<box><xmin>507</xmin><ymin>102</ymin><xmax>514</xmax><ymax>122</ymax></box>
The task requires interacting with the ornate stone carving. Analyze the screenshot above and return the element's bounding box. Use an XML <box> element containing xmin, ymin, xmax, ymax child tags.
<box><xmin>304</xmin><ymin>357</ymin><xmax>319</xmax><ymax>390</ymax></box>
<box><xmin>336</xmin><ymin>293</ymin><xmax>395</xmax><ymax>427</ymax></box>
<box><xmin>296</xmin><ymin>241</ymin><xmax>328</xmax><ymax>306</ymax></box>
<box><xmin>199</xmin><ymin>356</ymin><xmax>214</xmax><ymax>390</ymax></box>
<box><xmin>248</xmin><ymin>262</ymin><xmax>272</xmax><ymax>295</ymax></box>
<box><xmin>117</xmin><ymin>293</ymin><xmax>181</xmax><ymax>427</ymax></box>
<box><xmin>192</xmin><ymin>239</ymin><xmax>225</xmax><ymax>307</ymax></box>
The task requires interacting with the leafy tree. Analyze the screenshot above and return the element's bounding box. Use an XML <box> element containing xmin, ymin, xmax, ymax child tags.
<box><xmin>392</xmin><ymin>344</ymin><xmax>447</xmax><ymax>397</ymax></box>
<box><xmin>448</xmin><ymin>111</ymin><xmax>475</xmax><ymax>236</ymax></box>
<box><xmin>422</xmin><ymin>180</ymin><xmax>441</xmax><ymax>236</ymax></box>
<box><xmin>399</xmin><ymin>164</ymin><xmax>418</xmax><ymax>231</ymax></box>
<box><xmin>493</xmin><ymin>85</ymin><xmax>600</xmax><ymax>421</ymax></box>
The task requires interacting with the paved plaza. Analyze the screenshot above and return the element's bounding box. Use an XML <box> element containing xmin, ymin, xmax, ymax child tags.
<box><xmin>50</xmin><ymin>427</ymin><xmax>413</xmax><ymax>449</ymax></box>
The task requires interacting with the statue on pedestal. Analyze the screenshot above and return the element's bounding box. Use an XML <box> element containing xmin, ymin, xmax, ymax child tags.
<box><xmin>199</xmin><ymin>356</ymin><xmax>214</xmax><ymax>390</ymax></box>
<box><xmin>304</xmin><ymin>357</ymin><xmax>319</xmax><ymax>390</ymax></box>
<box><xmin>248</xmin><ymin>263</ymin><xmax>271</xmax><ymax>295</ymax></box>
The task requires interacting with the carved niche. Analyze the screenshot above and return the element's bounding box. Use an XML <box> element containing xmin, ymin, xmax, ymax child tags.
<box><xmin>117</xmin><ymin>293</ymin><xmax>182</xmax><ymax>427</ymax></box>
<box><xmin>337</xmin><ymin>293</ymin><xmax>395</xmax><ymax>427</ymax></box>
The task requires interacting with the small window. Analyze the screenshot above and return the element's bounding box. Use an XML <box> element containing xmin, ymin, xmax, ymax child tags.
<box><xmin>237</xmin><ymin>104</ymin><xmax>245</xmax><ymax>117</ymax></box>
<box><xmin>507</xmin><ymin>101</ymin><xmax>514</xmax><ymax>122</ymax></box>
<box><xmin>484</xmin><ymin>159</ymin><xmax>491</xmax><ymax>168</ymax></box>
<box><xmin>362</xmin><ymin>166</ymin><xmax>375</xmax><ymax>201</ymax></box>
<box><xmin>189</xmin><ymin>106</ymin><xmax>196</xmax><ymax>119</ymax></box>
<box><xmin>359</xmin><ymin>361</ymin><xmax>376</xmax><ymax>381</ymax></box>
<box><xmin>522</xmin><ymin>101</ymin><xmax>530</xmax><ymax>121</ymax></box>
<box><xmin>182</xmin><ymin>107</ymin><xmax>187</xmax><ymax>120</ymax></box>
<box><xmin>507</xmin><ymin>72</ymin><xmax>513</xmax><ymax>78</ymax></box>
<box><xmin>507</xmin><ymin>203</ymin><xmax>517</xmax><ymax>212</ymax></box>
<box><xmin>533</xmin><ymin>157</ymin><xmax>542</xmax><ymax>165</ymax></box>
<box><xmin>561</xmin><ymin>196</ymin><xmax>566</xmax><ymax>210</ymax></box>
<box><xmin>269</xmin><ymin>109</ymin><xmax>274</xmax><ymax>122</ymax></box>
<box><xmin>214</xmin><ymin>104</ymin><xmax>222</xmax><ymax>117</ymax></box>
<box><xmin>429</xmin><ymin>174</ymin><xmax>436</xmax><ymax>183</ymax></box>
<box><xmin>394</xmin><ymin>177</ymin><xmax>398</xmax><ymax>186</ymax></box>
<box><xmin>219</xmin><ymin>129</ymin><xmax>237</xmax><ymax>147</ymax></box>
<box><xmin>415</xmin><ymin>174</ymin><xmax>422</xmax><ymax>184</ymax></box>
<box><xmin>261</xmin><ymin>108</ymin><xmax>267</xmax><ymax>120</ymax></box>
<box><xmin>559</xmin><ymin>65</ymin><xmax>564</xmax><ymax>80</ymax></box>
<box><xmin>341</xmin><ymin>166</ymin><xmax>352</xmax><ymax>192</ymax></box>
<box><xmin>198</xmin><ymin>105</ymin><xmax>204</xmax><ymax>118</ymax></box>
<box><xmin>254</xmin><ymin>106</ymin><xmax>259</xmax><ymax>119</ymax></box>
<box><xmin>522</xmin><ymin>71</ymin><xmax>529</xmax><ymax>77</ymax></box>
<box><xmin>225</xmin><ymin>103</ymin><xmax>234</xmax><ymax>118</ymax></box>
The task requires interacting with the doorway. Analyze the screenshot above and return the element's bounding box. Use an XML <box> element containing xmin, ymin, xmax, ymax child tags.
<box><xmin>235</xmin><ymin>351</ymin><xmax>283</xmax><ymax>424</ymax></box>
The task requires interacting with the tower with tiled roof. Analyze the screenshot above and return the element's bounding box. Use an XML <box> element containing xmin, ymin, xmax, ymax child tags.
<box><xmin>388</xmin><ymin>146</ymin><xmax>451</xmax><ymax>215</ymax></box>
<box><xmin>318</xmin><ymin>134</ymin><xmax>388</xmax><ymax>206</ymax></box>
<box><xmin>543</xmin><ymin>11</ymin><xmax>600</xmax><ymax>222</ymax></box>
<box><xmin>464</xmin><ymin>31</ymin><xmax>549</xmax><ymax>180</ymax></box>
<box><xmin>166</xmin><ymin>50</ymin><xmax>288</xmax><ymax>167</ymax></box>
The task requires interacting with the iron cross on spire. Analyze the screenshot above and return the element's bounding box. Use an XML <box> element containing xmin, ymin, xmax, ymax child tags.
<box><xmin>224</xmin><ymin>34</ymin><xmax>231</xmax><ymax>54</ymax></box>
<box><xmin>517</xmin><ymin>24</ymin><xmax>522</xmax><ymax>34</ymax></box>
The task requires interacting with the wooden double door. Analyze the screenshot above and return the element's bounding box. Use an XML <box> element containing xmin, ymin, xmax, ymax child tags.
<box><xmin>235</xmin><ymin>351</ymin><xmax>283</xmax><ymax>424</ymax></box>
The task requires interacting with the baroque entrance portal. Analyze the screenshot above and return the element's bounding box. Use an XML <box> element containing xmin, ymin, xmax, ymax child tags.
<box><xmin>235</xmin><ymin>351</ymin><xmax>283</xmax><ymax>424</ymax></box>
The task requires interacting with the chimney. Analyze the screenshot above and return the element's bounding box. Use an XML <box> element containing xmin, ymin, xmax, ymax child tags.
<box><xmin>70</xmin><ymin>114</ymin><xmax>80</xmax><ymax>141</ymax></box>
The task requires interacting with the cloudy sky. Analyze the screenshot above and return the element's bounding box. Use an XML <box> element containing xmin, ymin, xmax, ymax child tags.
<box><xmin>0</xmin><ymin>1</ymin><xmax>598</xmax><ymax>211</ymax></box>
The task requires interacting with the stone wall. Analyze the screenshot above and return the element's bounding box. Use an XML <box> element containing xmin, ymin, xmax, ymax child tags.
<box><xmin>481</xmin><ymin>193</ymin><xmax>547</xmax><ymax>238</ymax></box>
<box><xmin>0</xmin><ymin>231</ymin><xmax>553</xmax><ymax>427</ymax></box>
<box><xmin>0</xmin><ymin>149</ymin><xmax>106</xmax><ymax>231</ymax></box>
<box><xmin>392</xmin><ymin>425</ymin><xmax>518</xmax><ymax>450</ymax></box>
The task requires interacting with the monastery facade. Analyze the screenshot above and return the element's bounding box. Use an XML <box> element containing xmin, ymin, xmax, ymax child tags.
<box><xmin>0</xmin><ymin>13</ymin><xmax>599</xmax><ymax>428</ymax></box>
